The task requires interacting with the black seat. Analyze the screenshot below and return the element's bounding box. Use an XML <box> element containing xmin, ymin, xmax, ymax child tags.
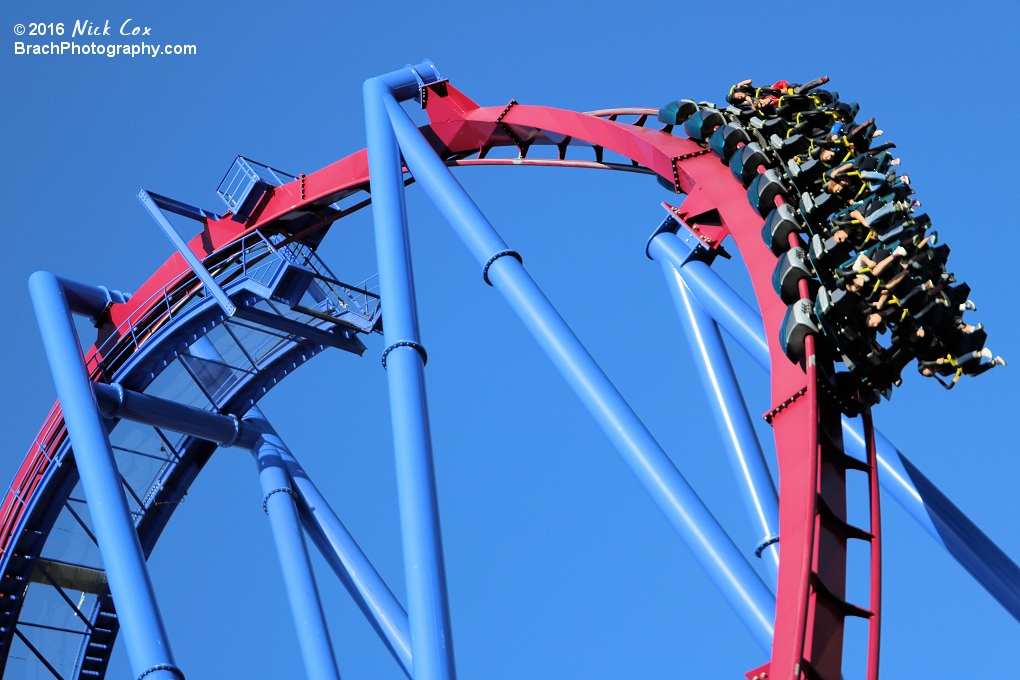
<box><xmin>799</xmin><ymin>190</ymin><xmax>841</xmax><ymax>227</ymax></box>
<box><xmin>761</xmin><ymin>203</ymin><xmax>803</xmax><ymax>255</ymax></box>
<box><xmin>788</xmin><ymin>158</ymin><xmax>827</xmax><ymax>188</ymax></box>
<box><xmin>730</xmin><ymin>142</ymin><xmax>771</xmax><ymax>187</ymax></box>
<box><xmin>772</xmin><ymin>247</ymin><xmax>817</xmax><ymax>304</ymax></box>
<box><xmin>684</xmin><ymin>108</ymin><xmax>726</xmax><ymax>141</ymax></box>
<box><xmin>779</xmin><ymin>299</ymin><xmax>819</xmax><ymax>362</ymax></box>
<box><xmin>657</xmin><ymin>99</ymin><xmax>698</xmax><ymax>126</ymax></box>
<box><xmin>747</xmin><ymin>169</ymin><xmax>788</xmax><ymax>216</ymax></box>
<box><xmin>809</xmin><ymin>233</ymin><xmax>852</xmax><ymax>271</ymax></box>
<box><xmin>709</xmin><ymin>123</ymin><xmax>750</xmax><ymax>161</ymax></box>
<box><xmin>770</xmin><ymin>133</ymin><xmax>809</xmax><ymax>160</ymax></box>
<box><xmin>749</xmin><ymin>116</ymin><xmax>788</xmax><ymax>138</ymax></box>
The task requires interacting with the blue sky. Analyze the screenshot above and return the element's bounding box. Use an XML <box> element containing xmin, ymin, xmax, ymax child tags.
<box><xmin>1</xmin><ymin>1</ymin><xmax>1018</xmax><ymax>678</ymax></box>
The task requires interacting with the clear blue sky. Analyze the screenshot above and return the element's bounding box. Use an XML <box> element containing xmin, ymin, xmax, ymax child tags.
<box><xmin>1</xmin><ymin>1</ymin><xmax>1018</xmax><ymax>678</ymax></box>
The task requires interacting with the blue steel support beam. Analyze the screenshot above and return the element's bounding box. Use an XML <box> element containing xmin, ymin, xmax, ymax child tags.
<box><xmin>250</xmin><ymin>419</ymin><xmax>342</xmax><ymax>680</ymax></box>
<box><xmin>138</xmin><ymin>188</ymin><xmax>237</xmax><ymax>317</ymax></box>
<box><xmin>92</xmin><ymin>381</ymin><xmax>255</xmax><ymax>448</ymax></box>
<box><xmin>243</xmin><ymin>411</ymin><xmax>414</xmax><ymax>678</ymax></box>
<box><xmin>28</xmin><ymin>271</ymin><xmax>182</xmax><ymax>680</ymax></box>
<box><xmin>365</xmin><ymin>62</ymin><xmax>455</xmax><ymax>680</ymax></box>
<box><xmin>652</xmin><ymin>230</ymin><xmax>1020</xmax><ymax>621</ymax></box>
<box><xmin>183</xmin><ymin>337</ymin><xmax>414</xmax><ymax>675</ymax></box>
<box><xmin>89</xmin><ymin>370</ymin><xmax>414</xmax><ymax>673</ymax></box>
<box><xmin>647</xmin><ymin>234</ymin><xmax>771</xmax><ymax>372</ymax></box>
<box><xmin>648</xmin><ymin>236</ymin><xmax>780</xmax><ymax>588</ymax></box>
<box><xmin>382</xmin><ymin>93</ymin><xmax>776</xmax><ymax>653</ymax></box>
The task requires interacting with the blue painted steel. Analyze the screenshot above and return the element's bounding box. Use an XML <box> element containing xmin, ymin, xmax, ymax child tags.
<box><xmin>147</xmin><ymin>189</ymin><xmax>223</xmax><ymax>222</ymax></box>
<box><xmin>842</xmin><ymin>422</ymin><xmax>941</xmax><ymax>541</ymax></box>
<box><xmin>182</xmin><ymin>336</ymin><xmax>412</xmax><ymax>674</ymax></box>
<box><xmin>137</xmin><ymin>188</ymin><xmax>238</xmax><ymax>316</ymax></box>
<box><xmin>250</xmin><ymin>416</ymin><xmax>342</xmax><ymax>680</ymax></box>
<box><xmin>54</xmin><ymin>274</ymin><xmax>131</xmax><ymax>322</ymax></box>
<box><xmin>288</xmin><ymin>463</ymin><xmax>414</xmax><ymax>677</ymax></box>
<box><xmin>657</xmin><ymin>233</ymin><xmax>1020</xmax><ymax>621</ymax></box>
<box><xmin>650</xmin><ymin>233</ymin><xmax>770</xmax><ymax>371</ymax></box>
<box><xmin>377</xmin><ymin>59</ymin><xmax>442</xmax><ymax>102</ymax></box>
<box><xmin>365</xmin><ymin>65</ymin><xmax>455</xmax><ymax>680</ymax></box>
<box><xmin>28</xmin><ymin>271</ymin><xmax>180</xmax><ymax>680</ymax></box>
<box><xmin>649</xmin><ymin>235</ymin><xmax>781</xmax><ymax>588</ymax></box>
<box><xmin>0</xmin><ymin>276</ymin><xmax>335</xmax><ymax>677</ymax></box>
<box><xmin>216</xmin><ymin>156</ymin><xmax>297</xmax><ymax>220</ymax></box>
<box><xmin>383</xmin><ymin>94</ymin><xmax>777</xmax><ymax>653</ymax></box>
<box><xmin>91</xmin><ymin>338</ymin><xmax>409</xmax><ymax>669</ymax></box>
<box><xmin>242</xmin><ymin>411</ymin><xmax>414</xmax><ymax>677</ymax></box>
<box><xmin>92</xmin><ymin>381</ymin><xmax>253</xmax><ymax>448</ymax></box>
<box><xmin>843</xmin><ymin>423</ymin><xmax>1020</xmax><ymax>620</ymax></box>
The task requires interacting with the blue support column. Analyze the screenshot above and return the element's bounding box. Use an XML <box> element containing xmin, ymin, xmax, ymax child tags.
<box><xmin>365</xmin><ymin>63</ymin><xmax>455</xmax><ymax>680</ymax></box>
<box><xmin>28</xmin><ymin>271</ymin><xmax>181</xmax><ymax>680</ymax></box>
<box><xmin>250</xmin><ymin>419</ymin><xmax>342</xmax><ymax>680</ymax></box>
<box><xmin>183</xmin><ymin>337</ymin><xmax>413</xmax><ymax>675</ymax></box>
<box><xmin>648</xmin><ymin>233</ymin><xmax>770</xmax><ymax>372</ymax></box>
<box><xmin>381</xmin><ymin>93</ymin><xmax>776</xmax><ymax>653</ymax></box>
<box><xmin>648</xmin><ymin>236</ymin><xmax>780</xmax><ymax>588</ymax></box>
<box><xmin>652</xmin><ymin>231</ymin><xmax>1020</xmax><ymax>622</ymax></box>
<box><xmin>243</xmin><ymin>411</ymin><xmax>414</xmax><ymax>678</ymax></box>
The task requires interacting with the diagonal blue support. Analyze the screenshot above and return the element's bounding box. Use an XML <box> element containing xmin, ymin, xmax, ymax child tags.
<box><xmin>184</xmin><ymin>337</ymin><xmax>414</xmax><ymax>676</ymax></box>
<box><xmin>86</xmin><ymin>356</ymin><xmax>414</xmax><ymax>674</ymax></box>
<box><xmin>365</xmin><ymin>60</ymin><xmax>456</xmax><ymax>680</ymax></box>
<box><xmin>243</xmin><ymin>410</ymin><xmax>414</xmax><ymax>678</ymax></box>
<box><xmin>382</xmin><ymin>88</ymin><xmax>776</xmax><ymax>653</ymax></box>
<box><xmin>29</xmin><ymin>271</ymin><xmax>182</xmax><ymax>680</ymax></box>
<box><xmin>653</xmin><ymin>230</ymin><xmax>1020</xmax><ymax>622</ymax></box>
<box><xmin>250</xmin><ymin>418</ymin><xmax>342</xmax><ymax>680</ymax></box>
<box><xmin>138</xmin><ymin>188</ymin><xmax>237</xmax><ymax>317</ymax></box>
<box><xmin>648</xmin><ymin>235</ymin><xmax>780</xmax><ymax>589</ymax></box>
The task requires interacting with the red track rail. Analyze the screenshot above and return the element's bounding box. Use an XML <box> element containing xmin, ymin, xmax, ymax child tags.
<box><xmin>6</xmin><ymin>78</ymin><xmax>881</xmax><ymax>678</ymax></box>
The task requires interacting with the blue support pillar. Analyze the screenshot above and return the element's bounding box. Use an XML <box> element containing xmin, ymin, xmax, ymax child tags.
<box><xmin>243</xmin><ymin>411</ymin><xmax>414</xmax><ymax>678</ymax></box>
<box><xmin>28</xmin><ymin>271</ymin><xmax>182</xmax><ymax>680</ymax></box>
<box><xmin>653</xmin><ymin>231</ymin><xmax>1020</xmax><ymax>622</ymax></box>
<box><xmin>381</xmin><ymin>92</ymin><xmax>776</xmax><ymax>653</ymax></box>
<box><xmin>250</xmin><ymin>419</ymin><xmax>342</xmax><ymax>680</ymax></box>
<box><xmin>183</xmin><ymin>337</ymin><xmax>413</xmax><ymax>675</ymax></box>
<box><xmin>648</xmin><ymin>233</ymin><xmax>770</xmax><ymax>372</ymax></box>
<box><xmin>648</xmin><ymin>236</ymin><xmax>780</xmax><ymax>588</ymax></box>
<box><xmin>364</xmin><ymin>62</ymin><xmax>455</xmax><ymax>680</ymax></box>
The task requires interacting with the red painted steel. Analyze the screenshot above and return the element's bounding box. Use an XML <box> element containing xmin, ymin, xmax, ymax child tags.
<box><xmin>5</xmin><ymin>77</ymin><xmax>884</xmax><ymax>677</ymax></box>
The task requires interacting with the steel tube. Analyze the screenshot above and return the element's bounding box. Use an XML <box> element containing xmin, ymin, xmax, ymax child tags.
<box><xmin>366</xmin><ymin>68</ymin><xmax>457</xmax><ymax>680</ymax></box>
<box><xmin>844</xmin><ymin>425</ymin><xmax>1020</xmax><ymax>621</ymax></box>
<box><xmin>29</xmin><ymin>271</ymin><xmax>181</xmax><ymax>680</ymax></box>
<box><xmin>648</xmin><ymin>234</ymin><xmax>771</xmax><ymax>372</ymax></box>
<box><xmin>649</xmin><ymin>237</ymin><xmax>780</xmax><ymax>587</ymax></box>
<box><xmin>242</xmin><ymin>411</ymin><xmax>414</xmax><ymax>677</ymax></box>
<box><xmin>653</xmin><ymin>232</ymin><xmax>1020</xmax><ymax>621</ymax></box>
<box><xmin>252</xmin><ymin>425</ymin><xmax>342</xmax><ymax>680</ymax></box>
<box><xmin>384</xmin><ymin>97</ymin><xmax>777</xmax><ymax>652</ymax></box>
<box><xmin>92</xmin><ymin>381</ymin><xmax>255</xmax><ymax>448</ymax></box>
<box><xmin>183</xmin><ymin>336</ymin><xmax>414</xmax><ymax>674</ymax></box>
<box><xmin>138</xmin><ymin>189</ymin><xmax>237</xmax><ymax>317</ymax></box>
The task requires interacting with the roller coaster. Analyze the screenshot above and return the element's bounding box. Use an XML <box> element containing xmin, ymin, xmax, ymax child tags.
<box><xmin>2</xmin><ymin>61</ymin><xmax>1016</xmax><ymax>680</ymax></box>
